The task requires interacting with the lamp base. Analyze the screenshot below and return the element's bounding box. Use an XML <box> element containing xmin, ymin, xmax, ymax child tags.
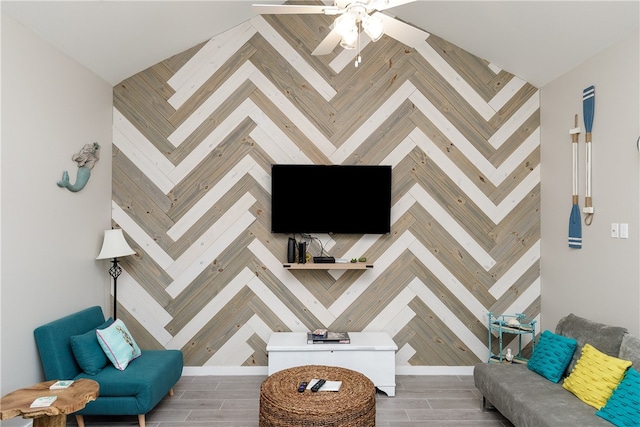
<box><xmin>109</xmin><ymin>257</ymin><xmax>123</xmax><ymax>320</ymax></box>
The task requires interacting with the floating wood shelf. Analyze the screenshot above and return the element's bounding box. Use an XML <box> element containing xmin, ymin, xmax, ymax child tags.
<box><xmin>283</xmin><ymin>263</ymin><xmax>373</xmax><ymax>270</ymax></box>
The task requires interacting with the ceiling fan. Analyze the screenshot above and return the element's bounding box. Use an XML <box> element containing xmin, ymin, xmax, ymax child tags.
<box><xmin>252</xmin><ymin>0</ymin><xmax>418</xmax><ymax>58</ymax></box>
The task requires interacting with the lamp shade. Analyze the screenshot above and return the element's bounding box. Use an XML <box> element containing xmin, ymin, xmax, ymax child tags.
<box><xmin>96</xmin><ymin>229</ymin><xmax>136</xmax><ymax>260</ymax></box>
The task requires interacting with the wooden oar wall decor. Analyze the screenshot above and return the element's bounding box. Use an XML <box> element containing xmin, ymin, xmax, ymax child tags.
<box><xmin>568</xmin><ymin>85</ymin><xmax>595</xmax><ymax>248</ymax></box>
<box><xmin>582</xmin><ymin>85</ymin><xmax>595</xmax><ymax>226</ymax></box>
<box><xmin>568</xmin><ymin>115</ymin><xmax>582</xmax><ymax>248</ymax></box>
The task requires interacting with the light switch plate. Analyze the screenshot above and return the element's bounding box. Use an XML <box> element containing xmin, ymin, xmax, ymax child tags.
<box><xmin>620</xmin><ymin>223</ymin><xmax>629</xmax><ymax>239</ymax></box>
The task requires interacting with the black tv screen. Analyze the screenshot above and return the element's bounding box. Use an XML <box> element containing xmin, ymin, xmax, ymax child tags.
<box><xmin>271</xmin><ymin>164</ymin><xmax>392</xmax><ymax>234</ymax></box>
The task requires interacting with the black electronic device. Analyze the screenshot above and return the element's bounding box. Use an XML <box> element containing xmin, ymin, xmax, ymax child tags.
<box><xmin>298</xmin><ymin>242</ymin><xmax>306</xmax><ymax>263</ymax></box>
<box><xmin>310</xmin><ymin>379</ymin><xmax>326</xmax><ymax>392</ymax></box>
<box><xmin>298</xmin><ymin>381</ymin><xmax>308</xmax><ymax>392</ymax></box>
<box><xmin>271</xmin><ymin>164</ymin><xmax>392</xmax><ymax>234</ymax></box>
<box><xmin>287</xmin><ymin>237</ymin><xmax>296</xmax><ymax>263</ymax></box>
<box><xmin>313</xmin><ymin>256</ymin><xmax>335</xmax><ymax>263</ymax></box>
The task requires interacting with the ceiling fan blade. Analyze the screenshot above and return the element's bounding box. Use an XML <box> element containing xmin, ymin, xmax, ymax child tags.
<box><xmin>252</xmin><ymin>4</ymin><xmax>338</xmax><ymax>15</ymax></box>
<box><xmin>375</xmin><ymin>0</ymin><xmax>417</xmax><ymax>11</ymax></box>
<box><xmin>312</xmin><ymin>28</ymin><xmax>342</xmax><ymax>55</ymax></box>
<box><xmin>375</xmin><ymin>12</ymin><xmax>428</xmax><ymax>47</ymax></box>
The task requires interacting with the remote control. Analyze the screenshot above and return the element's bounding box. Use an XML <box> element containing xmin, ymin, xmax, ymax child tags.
<box><xmin>297</xmin><ymin>381</ymin><xmax>308</xmax><ymax>392</ymax></box>
<box><xmin>310</xmin><ymin>379</ymin><xmax>326</xmax><ymax>392</ymax></box>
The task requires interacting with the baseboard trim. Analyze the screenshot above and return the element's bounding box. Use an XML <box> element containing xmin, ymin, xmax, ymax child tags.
<box><xmin>395</xmin><ymin>366</ymin><xmax>475</xmax><ymax>375</ymax></box>
<box><xmin>182</xmin><ymin>366</ymin><xmax>475</xmax><ymax>376</ymax></box>
<box><xmin>183</xmin><ymin>366</ymin><xmax>268</xmax><ymax>376</ymax></box>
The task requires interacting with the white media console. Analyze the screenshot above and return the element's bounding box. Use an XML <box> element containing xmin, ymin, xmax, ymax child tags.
<box><xmin>267</xmin><ymin>331</ymin><xmax>398</xmax><ymax>396</ymax></box>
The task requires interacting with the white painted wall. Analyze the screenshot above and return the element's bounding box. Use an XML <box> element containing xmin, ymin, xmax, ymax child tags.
<box><xmin>540</xmin><ymin>29</ymin><xmax>640</xmax><ymax>336</ymax></box>
<box><xmin>0</xmin><ymin>13</ymin><xmax>113</xmax><ymax>399</ymax></box>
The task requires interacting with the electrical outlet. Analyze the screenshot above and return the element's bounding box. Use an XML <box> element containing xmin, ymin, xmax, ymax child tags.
<box><xmin>610</xmin><ymin>223</ymin><xmax>619</xmax><ymax>238</ymax></box>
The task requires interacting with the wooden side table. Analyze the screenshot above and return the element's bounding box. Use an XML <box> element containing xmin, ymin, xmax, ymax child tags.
<box><xmin>0</xmin><ymin>379</ymin><xmax>98</xmax><ymax>427</ymax></box>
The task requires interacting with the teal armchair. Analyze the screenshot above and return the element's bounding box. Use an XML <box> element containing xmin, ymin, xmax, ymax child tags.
<box><xmin>34</xmin><ymin>306</ymin><xmax>183</xmax><ymax>427</ymax></box>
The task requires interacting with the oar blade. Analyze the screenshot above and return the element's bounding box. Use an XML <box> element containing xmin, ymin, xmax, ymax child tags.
<box><xmin>583</xmin><ymin>86</ymin><xmax>595</xmax><ymax>133</ymax></box>
<box><xmin>568</xmin><ymin>203</ymin><xmax>582</xmax><ymax>248</ymax></box>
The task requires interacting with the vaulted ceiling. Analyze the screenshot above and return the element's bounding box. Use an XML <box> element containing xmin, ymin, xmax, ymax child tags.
<box><xmin>2</xmin><ymin>1</ymin><xmax>638</xmax><ymax>88</ymax></box>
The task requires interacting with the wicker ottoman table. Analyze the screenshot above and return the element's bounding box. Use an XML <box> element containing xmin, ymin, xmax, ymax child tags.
<box><xmin>259</xmin><ymin>365</ymin><xmax>375</xmax><ymax>427</ymax></box>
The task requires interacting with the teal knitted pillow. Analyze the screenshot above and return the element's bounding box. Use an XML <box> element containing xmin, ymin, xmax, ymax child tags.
<box><xmin>70</xmin><ymin>318</ymin><xmax>114</xmax><ymax>375</ymax></box>
<box><xmin>527</xmin><ymin>330</ymin><xmax>577</xmax><ymax>383</ymax></box>
<box><xmin>596</xmin><ymin>367</ymin><xmax>640</xmax><ymax>426</ymax></box>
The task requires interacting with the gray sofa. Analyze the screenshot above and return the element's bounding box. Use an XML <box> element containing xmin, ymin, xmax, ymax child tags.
<box><xmin>474</xmin><ymin>313</ymin><xmax>640</xmax><ymax>427</ymax></box>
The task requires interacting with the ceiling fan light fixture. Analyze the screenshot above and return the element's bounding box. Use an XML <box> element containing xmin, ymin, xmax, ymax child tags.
<box><xmin>340</xmin><ymin>28</ymin><xmax>358</xmax><ymax>49</ymax></box>
<box><xmin>362</xmin><ymin>14</ymin><xmax>384</xmax><ymax>42</ymax></box>
<box><xmin>335</xmin><ymin>12</ymin><xmax>356</xmax><ymax>37</ymax></box>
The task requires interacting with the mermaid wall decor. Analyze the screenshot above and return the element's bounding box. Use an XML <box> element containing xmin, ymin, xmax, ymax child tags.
<box><xmin>57</xmin><ymin>142</ymin><xmax>100</xmax><ymax>192</ymax></box>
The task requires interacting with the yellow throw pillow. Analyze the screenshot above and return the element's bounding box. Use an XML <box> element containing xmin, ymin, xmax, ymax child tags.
<box><xmin>562</xmin><ymin>343</ymin><xmax>632</xmax><ymax>409</ymax></box>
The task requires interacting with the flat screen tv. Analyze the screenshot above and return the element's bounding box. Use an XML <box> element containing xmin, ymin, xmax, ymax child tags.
<box><xmin>271</xmin><ymin>164</ymin><xmax>392</xmax><ymax>234</ymax></box>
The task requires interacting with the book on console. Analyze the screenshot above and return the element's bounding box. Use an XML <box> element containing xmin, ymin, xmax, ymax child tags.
<box><xmin>307</xmin><ymin>331</ymin><xmax>350</xmax><ymax>344</ymax></box>
<box><xmin>311</xmin><ymin>329</ymin><xmax>328</xmax><ymax>339</ymax></box>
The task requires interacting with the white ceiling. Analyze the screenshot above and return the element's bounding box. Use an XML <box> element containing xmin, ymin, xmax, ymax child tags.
<box><xmin>3</xmin><ymin>1</ymin><xmax>638</xmax><ymax>87</ymax></box>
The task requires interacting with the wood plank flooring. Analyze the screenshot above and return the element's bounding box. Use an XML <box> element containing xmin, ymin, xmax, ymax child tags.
<box><xmin>67</xmin><ymin>375</ymin><xmax>513</xmax><ymax>426</ymax></box>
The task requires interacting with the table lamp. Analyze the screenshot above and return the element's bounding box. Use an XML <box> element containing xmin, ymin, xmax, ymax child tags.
<box><xmin>96</xmin><ymin>229</ymin><xmax>136</xmax><ymax>319</ymax></box>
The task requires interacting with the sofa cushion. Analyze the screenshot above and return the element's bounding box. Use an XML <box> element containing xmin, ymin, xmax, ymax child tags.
<box><xmin>70</xmin><ymin>318</ymin><xmax>114</xmax><ymax>375</ymax></box>
<box><xmin>96</xmin><ymin>319</ymin><xmax>142</xmax><ymax>371</ymax></box>
<box><xmin>527</xmin><ymin>330</ymin><xmax>577</xmax><ymax>383</ymax></box>
<box><xmin>556</xmin><ymin>313</ymin><xmax>628</xmax><ymax>376</ymax></box>
<box><xmin>618</xmin><ymin>334</ymin><xmax>640</xmax><ymax>371</ymax></box>
<box><xmin>595</xmin><ymin>367</ymin><xmax>640</xmax><ymax>427</ymax></box>
<box><xmin>75</xmin><ymin>350</ymin><xmax>184</xmax><ymax>415</ymax></box>
<box><xmin>474</xmin><ymin>363</ymin><xmax>614</xmax><ymax>427</ymax></box>
<box><xmin>562</xmin><ymin>343</ymin><xmax>632</xmax><ymax>409</ymax></box>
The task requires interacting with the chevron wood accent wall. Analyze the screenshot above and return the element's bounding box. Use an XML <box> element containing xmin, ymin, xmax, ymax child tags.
<box><xmin>111</xmin><ymin>8</ymin><xmax>540</xmax><ymax>371</ymax></box>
